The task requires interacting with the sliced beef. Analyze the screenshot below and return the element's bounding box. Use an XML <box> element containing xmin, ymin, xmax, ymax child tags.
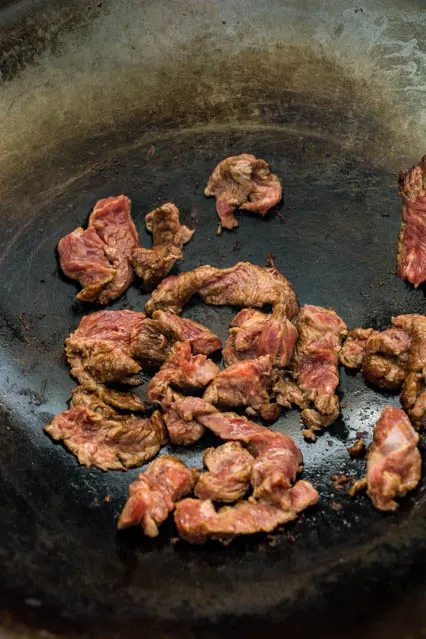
<box><xmin>45</xmin><ymin>389</ymin><xmax>167</xmax><ymax>470</ymax></box>
<box><xmin>223</xmin><ymin>304</ymin><xmax>297</xmax><ymax>368</ymax></box>
<box><xmin>145</xmin><ymin>260</ymin><xmax>298</xmax><ymax>319</ymax></box>
<box><xmin>204</xmin><ymin>154</ymin><xmax>282</xmax><ymax>231</ymax></box>
<box><xmin>175</xmin><ymin>481</ymin><xmax>318</xmax><ymax>545</ymax></box>
<box><xmin>275</xmin><ymin>305</ymin><xmax>347</xmax><ymax>441</ymax></box>
<box><xmin>204</xmin><ymin>355</ymin><xmax>280</xmax><ymax>421</ymax></box>
<box><xmin>151</xmin><ymin>310</ymin><xmax>221</xmax><ymax>355</ymax></box>
<box><xmin>399</xmin><ymin>314</ymin><xmax>426</xmax><ymax>428</ymax></box>
<box><xmin>397</xmin><ymin>156</ymin><xmax>426</xmax><ymax>288</ymax></box>
<box><xmin>117</xmin><ymin>456</ymin><xmax>195</xmax><ymax>536</ymax></box>
<box><xmin>194</xmin><ymin>442</ymin><xmax>254</xmax><ymax>503</ymax></box>
<box><xmin>339</xmin><ymin>328</ymin><xmax>378</xmax><ymax>369</ymax></box>
<box><xmin>132</xmin><ymin>203</ymin><xmax>194</xmax><ymax>289</ymax></box>
<box><xmin>350</xmin><ymin>407</ymin><xmax>421</xmax><ymax>511</ymax></box>
<box><xmin>58</xmin><ymin>195</ymin><xmax>140</xmax><ymax>304</ymax></box>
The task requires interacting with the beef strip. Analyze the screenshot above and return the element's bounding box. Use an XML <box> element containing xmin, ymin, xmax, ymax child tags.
<box><xmin>223</xmin><ymin>304</ymin><xmax>298</xmax><ymax>368</ymax></box>
<box><xmin>204</xmin><ymin>355</ymin><xmax>280</xmax><ymax>421</ymax></box>
<box><xmin>396</xmin><ymin>156</ymin><xmax>426</xmax><ymax>288</ymax></box>
<box><xmin>194</xmin><ymin>442</ymin><xmax>254</xmax><ymax>503</ymax></box>
<box><xmin>339</xmin><ymin>328</ymin><xmax>379</xmax><ymax>369</ymax></box>
<box><xmin>45</xmin><ymin>388</ymin><xmax>167</xmax><ymax>470</ymax></box>
<box><xmin>132</xmin><ymin>203</ymin><xmax>194</xmax><ymax>289</ymax></box>
<box><xmin>58</xmin><ymin>195</ymin><xmax>140</xmax><ymax>304</ymax></box>
<box><xmin>350</xmin><ymin>407</ymin><xmax>421</xmax><ymax>511</ymax></box>
<box><xmin>145</xmin><ymin>260</ymin><xmax>298</xmax><ymax>319</ymax></box>
<box><xmin>275</xmin><ymin>305</ymin><xmax>347</xmax><ymax>441</ymax></box>
<box><xmin>151</xmin><ymin>310</ymin><xmax>222</xmax><ymax>355</ymax></box>
<box><xmin>398</xmin><ymin>314</ymin><xmax>426</xmax><ymax>428</ymax></box>
<box><xmin>204</xmin><ymin>154</ymin><xmax>282</xmax><ymax>231</ymax></box>
<box><xmin>117</xmin><ymin>456</ymin><xmax>195</xmax><ymax>536</ymax></box>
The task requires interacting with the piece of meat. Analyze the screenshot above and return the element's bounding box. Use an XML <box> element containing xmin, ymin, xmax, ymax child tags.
<box><xmin>275</xmin><ymin>305</ymin><xmax>347</xmax><ymax>441</ymax></box>
<box><xmin>45</xmin><ymin>390</ymin><xmax>167</xmax><ymax>471</ymax></box>
<box><xmin>361</xmin><ymin>327</ymin><xmax>411</xmax><ymax>390</ymax></box>
<box><xmin>352</xmin><ymin>407</ymin><xmax>421</xmax><ymax>511</ymax></box>
<box><xmin>204</xmin><ymin>154</ymin><xmax>282</xmax><ymax>231</ymax></box>
<box><xmin>396</xmin><ymin>156</ymin><xmax>426</xmax><ymax>288</ymax></box>
<box><xmin>145</xmin><ymin>260</ymin><xmax>298</xmax><ymax>319</ymax></box>
<box><xmin>151</xmin><ymin>310</ymin><xmax>222</xmax><ymax>355</ymax></box>
<box><xmin>273</xmin><ymin>375</ymin><xmax>307</xmax><ymax>410</ymax></box>
<box><xmin>339</xmin><ymin>328</ymin><xmax>378</xmax><ymax>369</ymax></box>
<box><xmin>194</xmin><ymin>442</ymin><xmax>254</xmax><ymax>503</ymax></box>
<box><xmin>223</xmin><ymin>304</ymin><xmax>298</xmax><ymax>368</ymax></box>
<box><xmin>58</xmin><ymin>195</ymin><xmax>140</xmax><ymax>304</ymax></box>
<box><xmin>132</xmin><ymin>203</ymin><xmax>194</xmax><ymax>289</ymax></box>
<box><xmin>117</xmin><ymin>456</ymin><xmax>195</xmax><ymax>536</ymax></box>
<box><xmin>399</xmin><ymin>314</ymin><xmax>426</xmax><ymax>428</ymax></box>
<box><xmin>175</xmin><ymin>481</ymin><xmax>318</xmax><ymax>545</ymax></box>
<box><xmin>348</xmin><ymin>440</ymin><xmax>366</xmax><ymax>458</ymax></box>
<box><xmin>204</xmin><ymin>356</ymin><xmax>280</xmax><ymax>421</ymax></box>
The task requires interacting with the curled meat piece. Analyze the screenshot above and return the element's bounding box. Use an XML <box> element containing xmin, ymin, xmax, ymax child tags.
<box><xmin>118</xmin><ymin>456</ymin><xmax>195</xmax><ymax>536</ymax></box>
<box><xmin>204</xmin><ymin>355</ymin><xmax>280</xmax><ymax>421</ymax></box>
<box><xmin>399</xmin><ymin>314</ymin><xmax>426</xmax><ymax>428</ymax></box>
<box><xmin>397</xmin><ymin>156</ymin><xmax>426</xmax><ymax>288</ymax></box>
<box><xmin>362</xmin><ymin>328</ymin><xmax>411</xmax><ymax>390</ymax></box>
<box><xmin>194</xmin><ymin>442</ymin><xmax>254</xmax><ymax>503</ymax></box>
<box><xmin>339</xmin><ymin>328</ymin><xmax>378</xmax><ymax>369</ymax></box>
<box><xmin>204</xmin><ymin>154</ymin><xmax>282</xmax><ymax>231</ymax></box>
<box><xmin>132</xmin><ymin>203</ymin><xmax>194</xmax><ymax>289</ymax></box>
<box><xmin>351</xmin><ymin>407</ymin><xmax>421</xmax><ymax>511</ymax></box>
<box><xmin>223</xmin><ymin>304</ymin><xmax>298</xmax><ymax>368</ymax></box>
<box><xmin>45</xmin><ymin>388</ymin><xmax>167</xmax><ymax>471</ymax></box>
<box><xmin>58</xmin><ymin>195</ymin><xmax>140</xmax><ymax>304</ymax></box>
<box><xmin>145</xmin><ymin>260</ymin><xmax>298</xmax><ymax>319</ymax></box>
<box><xmin>151</xmin><ymin>310</ymin><xmax>221</xmax><ymax>355</ymax></box>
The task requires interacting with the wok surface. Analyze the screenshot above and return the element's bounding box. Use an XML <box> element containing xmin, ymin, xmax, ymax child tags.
<box><xmin>0</xmin><ymin>0</ymin><xmax>426</xmax><ymax>637</ymax></box>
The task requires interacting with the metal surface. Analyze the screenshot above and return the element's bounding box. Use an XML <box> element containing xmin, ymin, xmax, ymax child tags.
<box><xmin>0</xmin><ymin>0</ymin><xmax>426</xmax><ymax>637</ymax></box>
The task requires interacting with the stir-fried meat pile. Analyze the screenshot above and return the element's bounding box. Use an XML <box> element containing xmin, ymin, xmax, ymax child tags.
<box><xmin>145</xmin><ymin>260</ymin><xmax>298</xmax><ymax>318</ymax></box>
<box><xmin>45</xmin><ymin>388</ymin><xmax>167</xmax><ymax>470</ymax></box>
<box><xmin>204</xmin><ymin>355</ymin><xmax>280</xmax><ymax>421</ymax></box>
<box><xmin>118</xmin><ymin>456</ymin><xmax>195</xmax><ymax>536</ymax></box>
<box><xmin>223</xmin><ymin>304</ymin><xmax>298</xmax><ymax>367</ymax></box>
<box><xmin>275</xmin><ymin>305</ymin><xmax>347</xmax><ymax>441</ymax></box>
<box><xmin>132</xmin><ymin>203</ymin><xmax>194</xmax><ymax>289</ymax></box>
<box><xmin>397</xmin><ymin>156</ymin><xmax>426</xmax><ymax>288</ymax></box>
<box><xmin>58</xmin><ymin>196</ymin><xmax>140</xmax><ymax>304</ymax></box>
<box><xmin>204</xmin><ymin>154</ymin><xmax>282</xmax><ymax>232</ymax></box>
<box><xmin>350</xmin><ymin>407</ymin><xmax>421</xmax><ymax>511</ymax></box>
<box><xmin>194</xmin><ymin>442</ymin><xmax>254</xmax><ymax>503</ymax></box>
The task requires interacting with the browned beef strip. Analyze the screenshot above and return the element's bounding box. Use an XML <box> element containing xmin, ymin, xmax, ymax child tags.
<box><xmin>204</xmin><ymin>355</ymin><xmax>280</xmax><ymax>421</ymax></box>
<box><xmin>132</xmin><ymin>203</ymin><xmax>194</xmax><ymax>289</ymax></box>
<box><xmin>145</xmin><ymin>261</ymin><xmax>298</xmax><ymax>318</ymax></box>
<box><xmin>339</xmin><ymin>328</ymin><xmax>379</xmax><ymax>369</ymax></box>
<box><xmin>45</xmin><ymin>389</ymin><xmax>167</xmax><ymax>471</ymax></box>
<box><xmin>274</xmin><ymin>305</ymin><xmax>347</xmax><ymax>441</ymax></box>
<box><xmin>398</xmin><ymin>314</ymin><xmax>426</xmax><ymax>428</ymax></box>
<box><xmin>151</xmin><ymin>310</ymin><xmax>222</xmax><ymax>355</ymax></box>
<box><xmin>204</xmin><ymin>154</ymin><xmax>282</xmax><ymax>232</ymax></box>
<box><xmin>117</xmin><ymin>456</ymin><xmax>195</xmax><ymax>537</ymax></box>
<box><xmin>223</xmin><ymin>304</ymin><xmax>297</xmax><ymax>368</ymax></box>
<box><xmin>361</xmin><ymin>327</ymin><xmax>411</xmax><ymax>390</ymax></box>
<box><xmin>58</xmin><ymin>196</ymin><xmax>140</xmax><ymax>304</ymax></box>
<box><xmin>194</xmin><ymin>442</ymin><xmax>254</xmax><ymax>503</ymax></box>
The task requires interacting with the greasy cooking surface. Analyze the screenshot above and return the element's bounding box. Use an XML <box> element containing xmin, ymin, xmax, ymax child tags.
<box><xmin>0</xmin><ymin>0</ymin><xmax>426</xmax><ymax>637</ymax></box>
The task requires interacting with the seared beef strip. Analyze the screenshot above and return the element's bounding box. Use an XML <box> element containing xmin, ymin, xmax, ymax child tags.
<box><xmin>118</xmin><ymin>456</ymin><xmax>195</xmax><ymax>536</ymax></box>
<box><xmin>58</xmin><ymin>195</ymin><xmax>140</xmax><ymax>304</ymax></box>
<box><xmin>145</xmin><ymin>260</ymin><xmax>298</xmax><ymax>319</ymax></box>
<box><xmin>45</xmin><ymin>388</ymin><xmax>167</xmax><ymax>471</ymax></box>
<box><xmin>398</xmin><ymin>314</ymin><xmax>426</xmax><ymax>428</ymax></box>
<box><xmin>204</xmin><ymin>355</ymin><xmax>280</xmax><ymax>421</ymax></box>
<box><xmin>397</xmin><ymin>156</ymin><xmax>426</xmax><ymax>288</ymax></box>
<box><xmin>339</xmin><ymin>328</ymin><xmax>378</xmax><ymax>369</ymax></box>
<box><xmin>350</xmin><ymin>407</ymin><xmax>421</xmax><ymax>511</ymax></box>
<box><xmin>132</xmin><ymin>203</ymin><xmax>194</xmax><ymax>289</ymax></box>
<box><xmin>223</xmin><ymin>304</ymin><xmax>297</xmax><ymax>368</ymax></box>
<box><xmin>204</xmin><ymin>154</ymin><xmax>282</xmax><ymax>231</ymax></box>
<box><xmin>151</xmin><ymin>310</ymin><xmax>222</xmax><ymax>355</ymax></box>
<box><xmin>275</xmin><ymin>305</ymin><xmax>347</xmax><ymax>441</ymax></box>
<box><xmin>194</xmin><ymin>442</ymin><xmax>254</xmax><ymax>503</ymax></box>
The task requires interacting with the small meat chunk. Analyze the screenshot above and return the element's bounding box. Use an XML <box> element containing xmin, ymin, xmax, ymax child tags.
<box><xmin>352</xmin><ymin>407</ymin><xmax>421</xmax><ymax>511</ymax></box>
<box><xmin>194</xmin><ymin>442</ymin><xmax>254</xmax><ymax>503</ymax></box>
<box><xmin>399</xmin><ymin>314</ymin><xmax>426</xmax><ymax>428</ymax></box>
<box><xmin>145</xmin><ymin>260</ymin><xmax>298</xmax><ymax>320</ymax></box>
<box><xmin>132</xmin><ymin>203</ymin><xmax>194</xmax><ymax>289</ymax></box>
<box><xmin>362</xmin><ymin>328</ymin><xmax>411</xmax><ymax>390</ymax></box>
<box><xmin>175</xmin><ymin>481</ymin><xmax>318</xmax><ymax>545</ymax></box>
<box><xmin>151</xmin><ymin>310</ymin><xmax>222</xmax><ymax>355</ymax></box>
<box><xmin>397</xmin><ymin>156</ymin><xmax>426</xmax><ymax>288</ymax></box>
<box><xmin>204</xmin><ymin>154</ymin><xmax>282</xmax><ymax>231</ymax></box>
<box><xmin>58</xmin><ymin>196</ymin><xmax>140</xmax><ymax>304</ymax></box>
<box><xmin>118</xmin><ymin>456</ymin><xmax>195</xmax><ymax>536</ymax></box>
<box><xmin>45</xmin><ymin>389</ymin><xmax>167</xmax><ymax>471</ymax></box>
<box><xmin>347</xmin><ymin>440</ymin><xmax>366</xmax><ymax>458</ymax></box>
<box><xmin>204</xmin><ymin>355</ymin><xmax>280</xmax><ymax>421</ymax></box>
<box><xmin>223</xmin><ymin>304</ymin><xmax>297</xmax><ymax>368</ymax></box>
<box><xmin>339</xmin><ymin>328</ymin><xmax>378</xmax><ymax>369</ymax></box>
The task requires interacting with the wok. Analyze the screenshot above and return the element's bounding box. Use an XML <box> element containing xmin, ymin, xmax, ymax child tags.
<box><xmin>0</xmin><ymin>0</ymin><xmax>426</xmax><ymax>637</ymax></box>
